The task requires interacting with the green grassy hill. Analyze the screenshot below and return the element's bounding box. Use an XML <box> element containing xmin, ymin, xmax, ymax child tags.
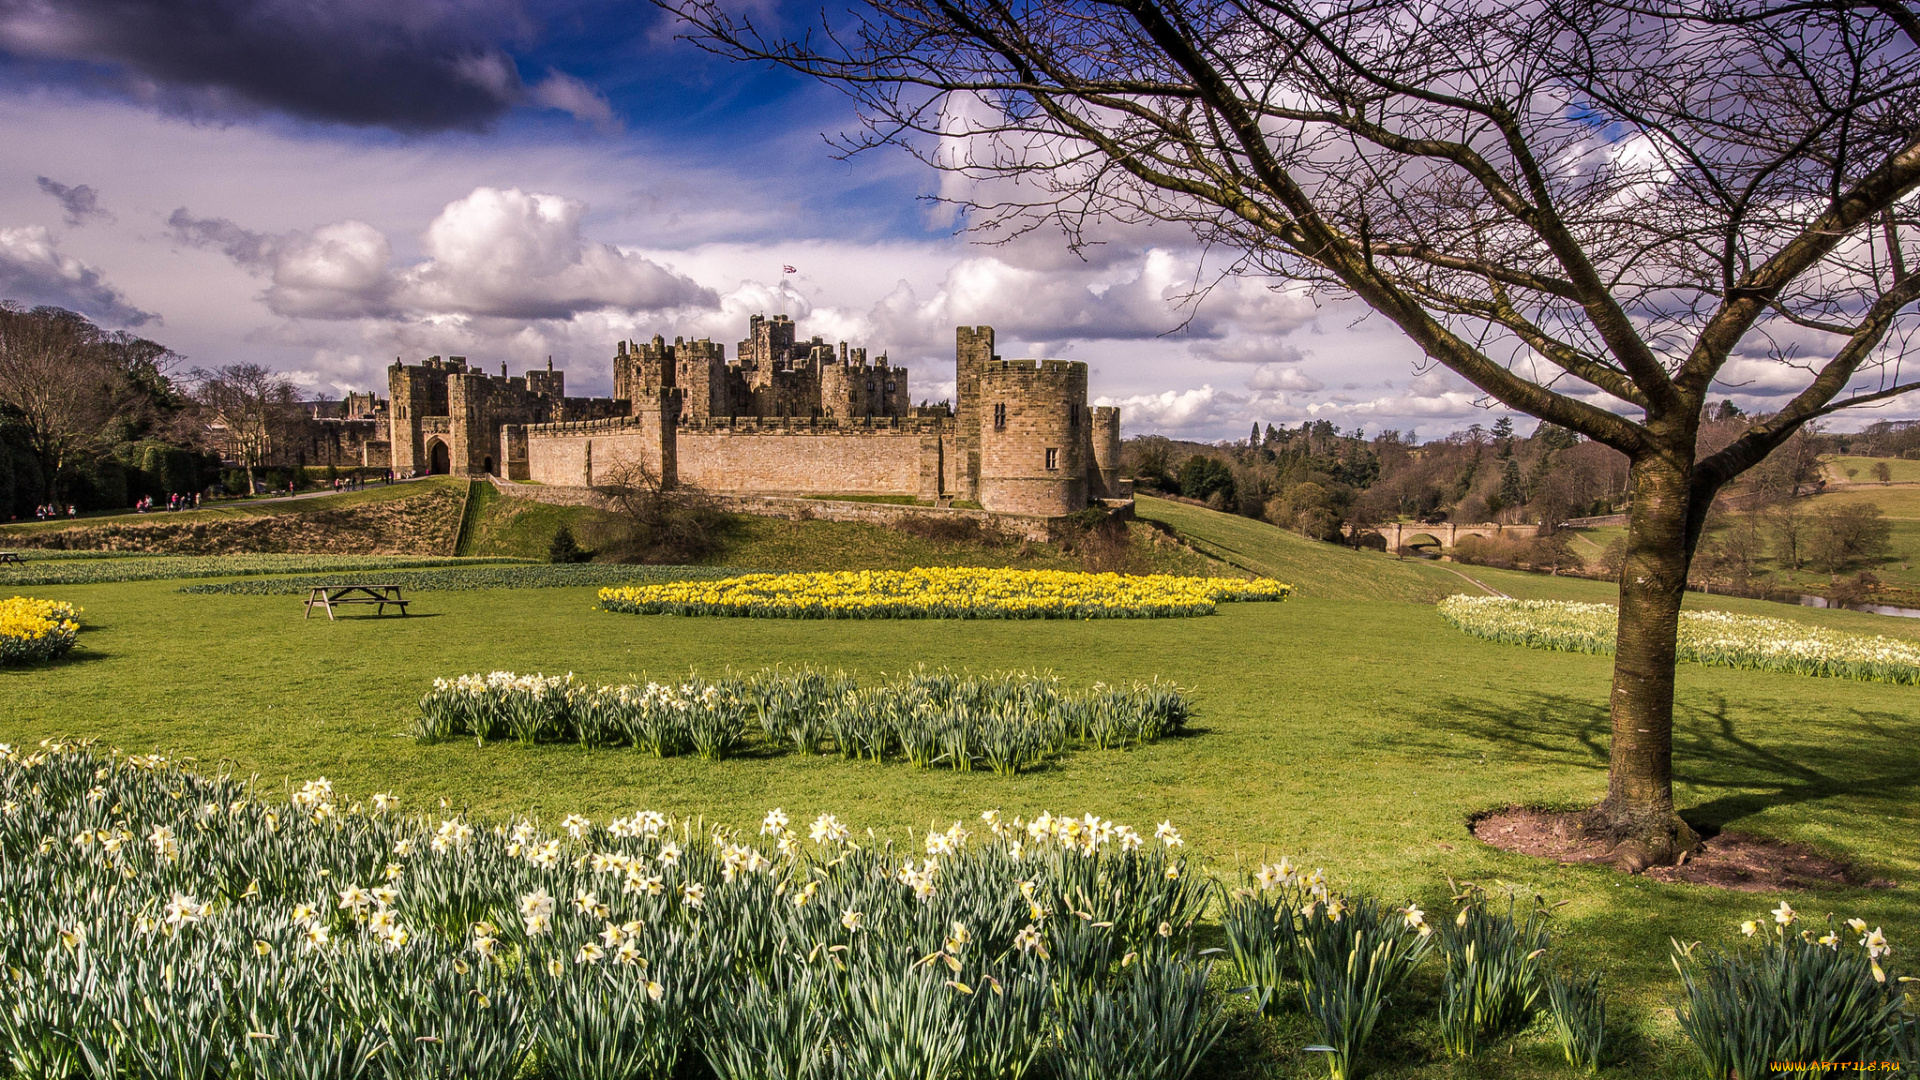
<box><xmin>465</xmin><ymin>490</ymin><xmax>1216</xmax><ymax>575</ymax></box>
<box><xmin>1135</xmin><ymin>495</ymin><xmax>1471</xmax><ymax>602</ymax></box>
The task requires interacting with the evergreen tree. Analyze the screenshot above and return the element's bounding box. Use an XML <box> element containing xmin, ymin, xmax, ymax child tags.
<box><xmin>548</xmin><ymin>524</ymin><xmax>590</xmax><ymax>564</ymax></box>
<box><xmin>1499</xmin><ymin>456</ymin><xmax>1526</xmax><ymax>508</ymax></box>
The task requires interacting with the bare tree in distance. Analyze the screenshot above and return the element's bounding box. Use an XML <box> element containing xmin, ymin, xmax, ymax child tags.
<box><xmin>589</xmin><ymin>459</ymin><xmax>733</xmax><ymax>564</ymax></box>
<box><xmin>189</xmin><ymin>364</ymin><xmax>301</xmax><ymax>495</ymax></box>
<box><xmin>0</xmin><ymin>302</ymin><xmax>178</xmax><ymax>502</ymax></box>
<box><xmin>668</xmin><ymin>0</ymin><xmax>1920</xmax><ymax>866</ymax></box>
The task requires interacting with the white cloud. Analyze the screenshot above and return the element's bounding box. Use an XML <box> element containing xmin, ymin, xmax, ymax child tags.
<box><xmin>527</xmin><ymin>71</ymin><xmax>617</xmax><ymax>130</ymax></box>
<box><xmin>171</xmin><ymin>187</ymin><xmax>716</xmax><ymax>324</ymax></box>
<box><xmin>1094</xmin><ymin>385</ymin><xmax>1234</xmax><ymax>433</ymax></box>
<box><xmin>0</xmin><ymin>225</ymin><xmax>154</xmax><ymax>326</ymax></box>
<box><xmin>400</xmin><ymin>187</ymin><xmax>713</xmax><ymax>319</ymax></box>
<box><xmin>1246</xmin><ymin>364</ymin><xmax>1323</xmax><ymax>392</ymax></box>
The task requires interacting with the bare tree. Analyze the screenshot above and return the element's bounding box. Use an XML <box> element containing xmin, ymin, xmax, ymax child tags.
<box><xmin>589</xmin><ymin>460</ymin><xmax>733</xmax><ymax>564</ymax></box>
<box><xmin>190</xmin><ymin>364</ymin><xmax>301</xmax><ymax>495</ymax></box>
<box><xmin>0</xmin><ymin>303</ymin><xmax>171</xmax><ymax>502</ymax></box>
<box><xmin>670</xmin><ymin>0</ymin><xmax>1920</xmax><ymax>865</ymax></box>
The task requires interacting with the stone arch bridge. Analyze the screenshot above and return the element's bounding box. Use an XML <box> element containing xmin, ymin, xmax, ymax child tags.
<box><xmin>1381</xmin><ymin>521</ymin><xmax>1543</xmax><ymax>551</ymax></box>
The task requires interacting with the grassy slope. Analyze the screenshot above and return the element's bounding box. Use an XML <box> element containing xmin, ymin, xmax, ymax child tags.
<box><xmin>0</xmin><ymin>478</ymin><xmax>467</xmax><ymax>536</ymax></box>
<box><xmin>1826</xmin><ymin>455</ymin><xmax>1920</xmax><ymax>484</ymax></box>
<box><xmin>1135</xmin><ymin>496</ymin><xmax>1459</xmax><ymax>601</ymax></box>
<box><xmin>469</xmin><ymin>491</ymin><xmax>1217</xmax><ymax>575</ymax></box>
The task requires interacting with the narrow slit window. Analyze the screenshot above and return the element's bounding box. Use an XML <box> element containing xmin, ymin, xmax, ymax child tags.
<box><xmin>1045</xmin><ymin>447</ymin><xmax>1059</xmax><ymax>470</ymax></box>
<box><xmin>993</xmin><ymin>402</ymin><xmax>1007</xmax><ymax>429</ymax></box>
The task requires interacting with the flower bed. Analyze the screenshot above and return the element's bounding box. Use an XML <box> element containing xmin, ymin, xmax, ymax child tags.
<box><xmin>0</xmin><ymin>743</ymin><xmax>1221</xmax><ymax>1080</ymax></box>
<box><xmin>1</xmin><ymin>744</ymin><xmax>1908</xmax><ymax>1076</ymax></box>
<box><xmin>415</xmin><ymin>668</ymin><xmax>1190</xmax><ymax>774</ymax></box>
<box><xmin>599</xmin><ymin>567</ymin><xmax>1290</xmax><ymax>620</ymax></box>
<box><xmin>1438</xmin><ymin>595</ymin><xmax>1920</xmax><ymax>685</ymax></box>
<box><xmin>0</xmin><ymin>596</ymin><xmax>80</xmax><ymax>664</ymax></box>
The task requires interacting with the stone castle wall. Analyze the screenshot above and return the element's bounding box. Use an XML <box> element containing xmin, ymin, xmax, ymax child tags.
<box><xmin>677</xmin><ymin>420</ymin><xmax>951</xmax><ymax>500</ymax></box>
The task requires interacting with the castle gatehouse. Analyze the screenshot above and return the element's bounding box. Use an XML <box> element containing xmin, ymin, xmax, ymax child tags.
<box><xmin>376</xmin><ymin>319</ymin><xmax>1125</xmax><ymax>517</ymax></box>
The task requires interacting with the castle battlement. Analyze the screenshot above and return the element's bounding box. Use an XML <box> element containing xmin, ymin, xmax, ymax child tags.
<box><xmin>678</xmin><ymin>415</ymin><xmax>951</xmax><ymax>436</ymax></box>
<box><xmin>388</xmin><ymin>317</ymin><xmax>1120</xmax><ymax>517</ymax></box>
<box><xmin>984</xmin><ymin>358</ymin><xmax>1086</xmax><ymax>377</ymax></box>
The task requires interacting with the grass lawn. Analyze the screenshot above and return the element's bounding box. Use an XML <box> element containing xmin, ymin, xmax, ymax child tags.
<box><xmin>1825</xmin><ymin>455</ymin><xmax>1920</xmax><ymax>485</ymax></box>
<box><xmin>4</xmin><ymin>501</ymin><xmax>1916</xmax><ymax>1075</ymax></box>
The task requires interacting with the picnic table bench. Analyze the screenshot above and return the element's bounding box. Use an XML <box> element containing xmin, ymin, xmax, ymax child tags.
<box><xmin>0</xmin><ymin>552</ymin><xmax>24</xmax><ymax>566</ymax></box>
<box><xmin>304</xmin><ymin>584</ymin><xmax>410</xmax><ymax>620</ymax></box>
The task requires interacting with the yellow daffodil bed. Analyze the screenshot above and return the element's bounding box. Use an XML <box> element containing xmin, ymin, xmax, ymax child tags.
<box><xmin>598</xmin><ymin>567</ymin><xmax>1290</xmax><ymax>620</ymax></box>
<box><xmin>0</xmin><ymin>596</ymin><xmax>80</xmax><ymax>664</ymax></box>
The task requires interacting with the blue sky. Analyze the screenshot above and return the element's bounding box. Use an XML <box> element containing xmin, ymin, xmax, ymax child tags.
<box><xmin>2</xmin><ymin>0</ymin><xmax>1902</xmax><ymax>440</ymax></box>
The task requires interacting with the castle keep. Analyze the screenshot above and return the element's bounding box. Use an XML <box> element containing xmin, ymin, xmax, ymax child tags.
<box><xmin>376</xmin><ymin>319</ymin><xmax>1125</xmax><ymax>517</ymax></box>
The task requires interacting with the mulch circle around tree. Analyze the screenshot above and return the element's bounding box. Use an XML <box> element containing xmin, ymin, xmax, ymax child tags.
<box><xmin>1470</xmin><ymin>806</ymin><xmax>1896</xmax><ymax>892</ymax></box>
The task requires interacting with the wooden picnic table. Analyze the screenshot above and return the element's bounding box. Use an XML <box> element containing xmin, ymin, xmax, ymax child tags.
<box><xmin>0</xmin><ymin>552</ymin><xmax>24</xmax><ymax>566</ymax></box>
<box><xmin>304</xmin><ymin>584</ymin><xmax>410</xmax><ymax>621</ymax></box>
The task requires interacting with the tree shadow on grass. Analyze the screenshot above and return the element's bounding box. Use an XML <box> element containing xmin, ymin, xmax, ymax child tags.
<box><xmin>1409</xmin><ymin>691</ymin><xmax>1920</xmax><ymax>838</ymax></box>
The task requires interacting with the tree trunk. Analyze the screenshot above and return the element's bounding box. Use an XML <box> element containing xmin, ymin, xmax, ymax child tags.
<box><xmin>1583</xmin><ymin>451</ymin><xmax>1701</xmax><ymax>869</ymax></box>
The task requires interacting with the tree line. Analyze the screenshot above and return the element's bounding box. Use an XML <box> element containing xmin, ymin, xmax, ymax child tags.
<box><xmin>0</xmin><ymin>301</ymin><xmax>341</xmax><ymax>518</ymax></box>
<box><xmin>1126</xmin><ymin>403</ymin><xmax>1899</xmax><ymax>587</ymax></box>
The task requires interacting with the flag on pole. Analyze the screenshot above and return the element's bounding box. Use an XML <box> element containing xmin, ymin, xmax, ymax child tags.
<box><xmin>782</xmin><ymin>265</ymin><xmax>797</xmax><ymax>274</ymax></box>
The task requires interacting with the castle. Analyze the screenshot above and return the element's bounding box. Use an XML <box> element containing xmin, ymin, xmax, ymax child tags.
<box><xmin>356</xmin><ymin>318</ymin><xmax>1125</xmax><ymax>518</ymax></box>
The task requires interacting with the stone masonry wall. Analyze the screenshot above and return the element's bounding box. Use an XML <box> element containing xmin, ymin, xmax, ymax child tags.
<box><xmin>676</xmin><ymin>427</ymin><xmax>928</xmax><ymax>497</ymax></box>
<box><xmin>525</xmin><ymin>412</ymin><xmax>672</xmax><ymax>487</ymax></box>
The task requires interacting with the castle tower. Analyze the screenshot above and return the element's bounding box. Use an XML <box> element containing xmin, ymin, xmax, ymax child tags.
<box><xmin>977</xmin><ymin>358</ymin><xmax>1089</xmax><ymax>516</ymax></box>
<box><xmin>954</xmin><ymin>326</ymin><xmax>995</xmax><ymax>501</ymax></box>
<box><xmin>446</xmin><ymin>371</ymin><xmax>490</xmax><ymax>476</ymax></box>
<box><xmin>1090</xmin><ymin>406</ymin><xmax>1122</xmax><ymax>498</ymax></box>
<box><xmin>674</xmin><ymin>338</ymin><xmax>729</xmax><ymax>419</ymax></box>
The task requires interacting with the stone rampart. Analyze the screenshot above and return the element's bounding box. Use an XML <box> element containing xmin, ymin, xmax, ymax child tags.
<box><xmin>677</xmin><ymin>427</ymin><xmax>937</xmax><ymax>499</ymax></box>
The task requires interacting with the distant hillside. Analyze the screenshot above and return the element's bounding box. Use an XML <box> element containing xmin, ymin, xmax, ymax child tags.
<box><xmin>1135</xmin><ymin>495</ymin><xmax>1460</xmax><ymax>603</ymax></box>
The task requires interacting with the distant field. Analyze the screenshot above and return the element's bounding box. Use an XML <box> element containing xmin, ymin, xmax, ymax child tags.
<box><xmin>1825</xmin><ymin>454</ymin><xmax>1920</xmax><ymax>485</ymax></box>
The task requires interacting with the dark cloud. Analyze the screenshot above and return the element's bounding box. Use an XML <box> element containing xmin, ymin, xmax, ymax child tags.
<box><xmin>0</xmin><ymin>0</ymin><xmax>540</xmax><ymax>132</ymax></box>
<box><xmin>166</xmin><ymin>209</ymin><xmax>276</xmax><ymax>267</ymax></box>
<box><xmin>35</xmin><ymin>176</ymin><xmax>110</xmax><ymax>225</ymax></box>
<box><xmin>0</xmin><ymin>225</ymin><xmax>155</xmax><ymax>326</ymax></box>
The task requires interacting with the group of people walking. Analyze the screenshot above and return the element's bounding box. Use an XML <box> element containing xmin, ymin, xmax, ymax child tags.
<box><xmin>31</xmin><ymin>504</ymin><xmax>76</xmax><ymax>521</ymax></box>
<box><xmin>134</xmin><ymin>493</ymin><xmax>202</xmax><ymax>512</ymax></box>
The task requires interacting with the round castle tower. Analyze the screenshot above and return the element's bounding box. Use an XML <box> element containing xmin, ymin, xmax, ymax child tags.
<box><xmin>977</xmin><ymin>358</ymin><xmax>1090</xmax><ymax>516</ymax></box>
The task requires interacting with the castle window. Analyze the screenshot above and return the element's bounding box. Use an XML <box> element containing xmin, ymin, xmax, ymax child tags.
<box><xmin>993</xmin><ymin>402</ymin><xmax>1006</xmax><ymax>429</ymax></box>
<box><xmin>1045</xmin><ymin>447</ymin><xmax>1059</xmax><ymax>470</ymax></box>
<box><xmin>1069</xmin><ymin>404</ymin><xmax>1079</xmax><ymax>428</ymax></box>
